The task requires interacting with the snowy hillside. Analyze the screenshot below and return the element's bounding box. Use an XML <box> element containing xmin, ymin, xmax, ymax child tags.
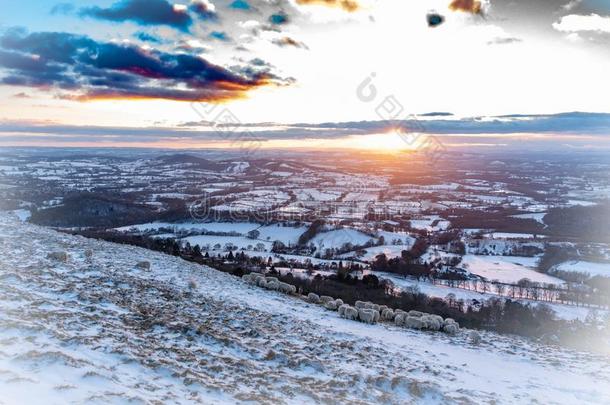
<box><xmin>1</xmin><ymin>214</ymin><xmax>609</xmax><ymax>404</ymax></box>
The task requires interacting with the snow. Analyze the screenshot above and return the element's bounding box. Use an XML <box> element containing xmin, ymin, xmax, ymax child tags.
<box><xmin>511</xmin><ymin>212</ymin><xmax>547</xmax><ymax>224</ymax></box>
<box><xmin>254</xmin><ymin>224</ymin><xmax>308</xmax><ymax>245</ymax></box>
<box><xmin>556</xmin><ymin>261</ymin><xmax>610</xmax><ymax>277</ymax></box>
<box><xmin>1</xmin><ymin>213</ymin><xmax>610</xmax><ymax>404</ymax></box>
<box><xmin>310</xmin><ymin>229</ymin><xmax>377</xmax><ymax>250</ymax></box>
<box><xmin>182</xmin><ymin>235</ymin><xmax>272</xmax><ymax>251</ymax></box>
<box><xmin>117</xmin><ymin>221</ymin><xmax>260</xmax><ymax>234</ymax></box>
<box><xmin>340</xmin><ymin>245</ymin><xmax>410</xmax><ymax>261</ymax></box>
<box><xmin>487</xmin><ymin>232</ymin><xmax>546</xmax><ymax>240</ymax></box>
<box><xmin>461</xmin><ymin>255</ymin><xmax>563</xmax><ymax>285</ymax></box>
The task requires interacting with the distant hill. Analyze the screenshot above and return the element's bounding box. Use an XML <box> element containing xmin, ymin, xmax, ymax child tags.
<box><xmin>155</xmin><ymin>154</ymin><xmax>228</xmax><ymax>171</ymax></box>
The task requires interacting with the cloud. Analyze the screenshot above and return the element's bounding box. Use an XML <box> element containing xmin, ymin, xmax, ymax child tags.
<box><xmin>3</xmin><ymin>112</ymin><xmax>610</xmax><ymax>148</ymax></box>
<box><xmin>11</xmin><ymin>92</ymin><xmax>31</xmax><ymax>99</ymax></box>
<box><xmin>0</xmin><ymin>29</ymin><xmax>291</xmax><ymax>102</ymax></box>
<box><xmin>50</xmin><ymin>2</ymin><xmax>75</xmax><ymax>15</ymax></box>
<box><xmin>294</xmin><ymin>0</ymin><xmax>359</xmax><ymax>12</ymax></box>
<box><xmin>553</xmin><ymin>13</ymin><xmax>610</xmax><ymax>33</ymax></box>
<box><xmin>80</xmin><ymin>0</ymin><xmax>193</xmax><ymax>31</ymax></box>
<box><xmin>449</xmin><ymin>0</ymin><xmax>483</xmax><ymax>14</ymax></box>
<box><xmin>190</xmin><ymin>0</ymin><xmax>218</xmax><ymax>20</ymax></box>
<box><xmin>271</xmin><ymin>36</ymin><xmax>309</xmax><ymax>49</ymax></box>
<box><xmin>230</xmin><ymin>0</ymin><xmax>252</xmax><ymax>11</ymax></box>
<box><xmin>487</xmin><ymin>36</ymin><xmax>522</xmax><ymax>45</ymax></box>
<box><xmin>427</xmin><ymin>13</ymin><xmax>445</xmax><ymax>28</ymax></box>
<box><xmin>209</xmin><ymin>31</ymin><xmax>231</xmax><ymax>41</ymax></box>
<box><xmin>269</xmin><ymin>12</ymin><xmax>290</xmax><ymax>25</ymax></box>
<box><xmin>134</xmin><ymin>31</ymin><xmax>162</xmax><ymax>43</ymax></box>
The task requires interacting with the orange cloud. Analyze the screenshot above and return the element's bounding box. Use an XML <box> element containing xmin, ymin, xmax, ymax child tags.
<box><xmin>449</xmin><ymin>0</ymin><xmax>482</xmax><ymax>14</ymax></box>
<box><xmin>295</xmin><ymin>0</ymin><xmax>360</xmax><ymax>12</ymax></box>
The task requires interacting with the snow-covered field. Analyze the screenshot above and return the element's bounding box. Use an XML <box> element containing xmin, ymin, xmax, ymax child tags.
<box><xmin>461</xmin><ymin>255</ymin><xmax>563</xmax><ymax>285</ymax></box>
<box><xmin>556</xmin><ymin>260</ymin><xmax>610</xmax><ymax>277</ymax></box>
<box><xmin>1</xmin><ymin>214</ymin><xmax>610</xmax><ymax>404</ymax></box>
<box><xmin>310</xmin><ymin>229</ymin><xmax>377</xmax><ymax>250</ymax></box>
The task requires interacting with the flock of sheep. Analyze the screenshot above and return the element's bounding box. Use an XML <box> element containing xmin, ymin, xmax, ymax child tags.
<box><xmin>241</xmin><ymin>273</ymin><xmax>461</xmax><ymax>335</ymax></box>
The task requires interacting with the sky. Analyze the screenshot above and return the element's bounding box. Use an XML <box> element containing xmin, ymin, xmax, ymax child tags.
<box><xmin>1</xmin><ymin>0</ymin><xmax>610</xmax><ymax>150</ymax></box>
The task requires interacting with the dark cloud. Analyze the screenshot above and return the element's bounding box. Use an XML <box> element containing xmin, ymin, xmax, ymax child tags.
<box><xmin>134</xmin><ymin>31</ymin><xmax>162</xmax><ymax>43</ymax></box>
<box><xmin>80</xmin><ymin>0</ymin><xmax>193</xmax><ymax>31</ymax></box>
<box><xmin>209</xmin><ymin>31</ymin><xmax>231</xmax><ymax>41</ymax></box>
<box><xmin>295</xmin><ymin>0</ymin><xmax>359</xmax><ymax>12</ymax></box>
<box><xmin>229</xmin><ymin>0</ymin><xmax>252</xmax><ymax>11</ymax></box>
<box><xmin>419</xmin><ymin>112</ymin><xmax>453</xmax><ymax>117</ymax></box>
<box><xmin>0</xmin><ymin>29</ymin><xmax>291</xmax><ymax>102</ymax></box>
<box><xmin>426</xmin><ymin>13</ymin><xmax>445</xmax><ymax>27</ymax></box>
<box><xmin>271</xmin><ymin>36</ymin><xmax>308</xmax><ymax>49</ymax></box>
<box><xmin>269</xmin><ymin>12</ymin><xmax>290</xmax><ymax>25</ymax></box>
<box><xmin>50</xmin><ymin>2</ymin><xmax>75</xmax><ymax>15</ymax></box>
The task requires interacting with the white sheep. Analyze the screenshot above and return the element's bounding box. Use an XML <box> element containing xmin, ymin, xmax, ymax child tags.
<box><xmin>320</xmin><ymin>295</ymin><xmax>334</xmax><ymax>305</ymax></box>
<box><xmin>255</xmin><ymin>276</ymin><xmax>267</xmax><ymax>287</ymax></box>
<box><xmin>344</xmin><ymin>306</ymin><xmax>359</xmax><ymax>320</ymax></box>
<box><xmin>444</xmin><ymin>323</ymin><xmax>459</xmax><ymax>335</ymax></box>
<box><xmin>381</xmin><ymin>308</ymin><xmax>395</xmax><ymax>321</ymax></box>
<box><xmin>404</xmin><ymin>316</ymin><xmax>425</xmax><ymax>330</ymax></box>
<box><xmin>358</xmin><ymin>308</ymin><xmax>376</xmax><ymax>324</ymax></box>
<box><xmin>408</xmin><ymin>310</ymin><xmax>424</xmax><ymax>318</ymax></box>
<box><xmin>265</xmin><ymin>276</ymin><xmax>279</xmax><ymax>283</ymax></box>
<box><xmin>394</xmin><ymin>312</ymin><xmax>407</xmax><ymax>326</ymax></box>
<box><xmin>420</xmin><ymin>315</ymin><xmax>441</xmax><ymax>331</ymax></box>
<box><xmin>334</xmin><ymin>298</ymin><xmax>344</xmax><ymax>307</ymax></box>
<box><xmin>354</xmin><ymin>300</ymin><xmax>367</xmax><ymax>309</ymax></box>
<box><xmin>265</xmin><ymin>280</ymin><xmax>280</xmax><ymax>290</ymax></box>
<box><xmin>278</xmin><ymin>282</ymin><xmax>296</xmax><ymax>294</ymax></box>
<box><xmin>325</xmin><ymin>300</ymin><xmax>338</xmax><ymax>311</ymax></box>
<box><xmin>338</xmin><ymin>304</ymin><xmax>349</xmax><ymax>317</ymax></box>
<box><xmin>307</xmin><ymin>293</ymin><xmax>321</xmax><ymax>304</ymax></box>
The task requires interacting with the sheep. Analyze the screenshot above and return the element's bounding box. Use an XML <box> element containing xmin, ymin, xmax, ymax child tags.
<box><xmin>378</xmin><ymin>305</ymin><xmax>389</xmax><ymax>313</ymax></box>
<box><xmin>265</xmin><ymin>280</ymin><xmax>280</xmax><ymax>291</ymax></box>
<box><xmin>420</xmin><ymin>315</ymin><xmax>441</xmax><ymax>331</ymax></box>
<box><xmin>255</xmin><ymin>276</ymin><xmax>267</xmax><ymax>287</ymax></box>
<box><xmin>394</xmin><ymin>309</ymin><xmax>406</xmax><ymax>315</ymax></box>
<box><xmin>444</xmin><ymin>323</ymin><xmax>459</xmax><ymax>335</ymax></box>
<box><xmin>344</xmin><ymin>306</ymin><xmax>359</xmax><ymax>321</ymax></box>
<box><xmin>381</xmin><ymin>308</ymin><xmax>395</xmax><ymax>321</ymax></box>
<box><xmin>404</xmin><ymin>316</ymin><xmax>425</xmax><ymax>330</ymax></box>
<box><xmin>320</xmin><ymin>295</ymin><xmax>334</xmax><ymax>305</ymax></box>
<box><xmin>363</xmin><ymin>302</ymin><xmax>380</xmax><ymax>312</ymax></box>
<box><xmin>334</xmin><ymin>298</ymin><xmax>344</xmax><ymax>307</ymax></box>
<box><xmin>408</xmin><ymin>310</ymin><xmax>424</xmax><ymax>318</ymax></box>
<box><xmin>307</xmin><ymin>293</ymin><xmax>321</xmax><ymax>304</ymax></box>
<box><xmin>278</xmin><ymin>282</ymin><xmax>296</xmax><ymax>294</ymax></box>
<box><xmin>394</xmin><ymin>312</ymin><xmax>407</xmax><ymax>326</ymax></box>
<box><xmin>338</xmin><ymin>304</ymin><xmax>349</xmax><ymax>317</ymax></box>
<box><xmin>443</xmin><ymin>318</ymin><xmax>460</xmax><ymax>331</ymax></box>
<box><xmin>265</xmin><ymin>277</ymin><xmax>279</xmax><ymax>283</ymax></box>
<box><xmin>469</xmin><ymin>331</ymin><xmax>482</xmax><ymax>345</ymax></box>
<box><xmin>325</xmin><ymin>300</ymin><xmax>338</xmax><ymax>311</ymax></box>
<box><xmin>358</xmin><ymin>308</ymin><xmax>378</xmax><ymax>324</ymax></box>
<box><xmin>354</xmin><ymin>300</ymin><xmax>367</xmax><ymax>309</ymax></box>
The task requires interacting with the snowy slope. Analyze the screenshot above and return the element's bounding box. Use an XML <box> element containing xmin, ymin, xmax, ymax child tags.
<box><xmin>1</xmin><ymin>214</ymin><xmax>609</xmax><ymax>404</ymax></box>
